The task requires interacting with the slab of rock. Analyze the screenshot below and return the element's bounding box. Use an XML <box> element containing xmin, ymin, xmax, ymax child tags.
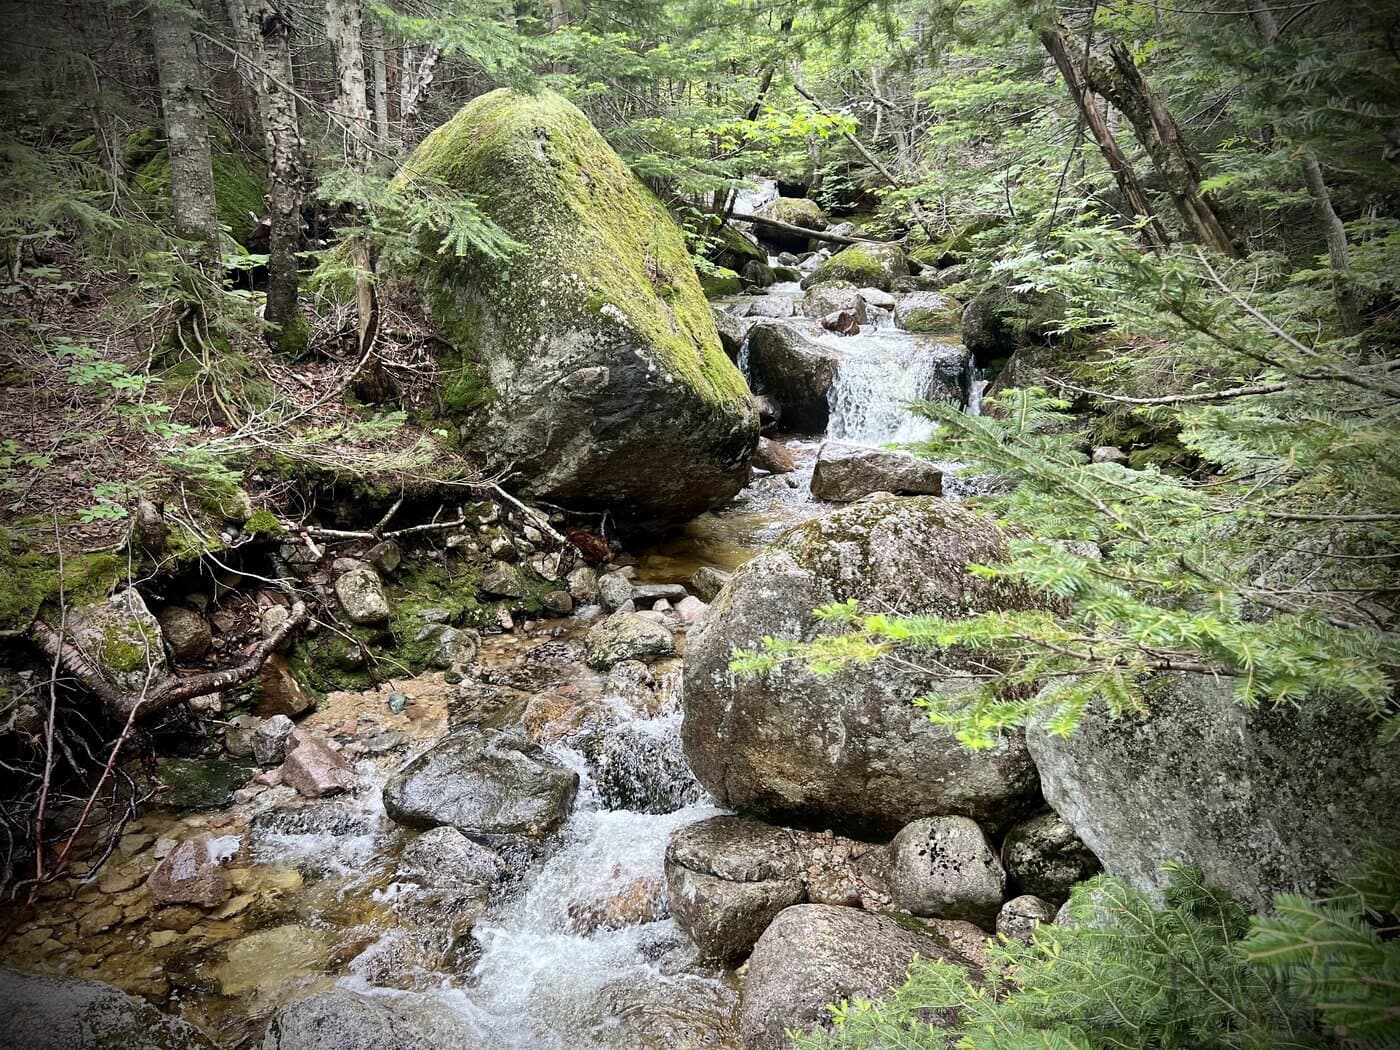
<box><xmin>393</xmin><ymin>89</ymin><xmax>757</xmax><ymax>520</ymax></box>
<box><xmin>740</xmin><ymin>904</ymin><xmax>974</xmax><ymax>1050</ymax></box>
<box><xmin>253</xmin><ymin>714</ymin><xmax>295</xmax><ymax>766</ymax></box>
<box><xmin>886</xmin><ymin>816</ymin><xmax>1006</xmax><ymax>926</ymax></box>
<box><xmin>1028</xmin><ymin>672</ymin><xmax>1400</xmax><ymax>908</ymax></box>
<box><xmin>281</xmin><ymin>728</ymin><xmax>356</xmax><ymax>798</ymax></box>
<box><xmin>335</xmin><ymin>566</ymin><xmax>390</xmax><ymax>624</ymax></box>
<box><xmin>262</xmin><ymin>989</ymin><xmax>444</xmax><ymax>1050</ymax></box>
<box><xmin>683</xmin><ymin>497</ymin><xmax>1041</xmax><ymax>835</ymax></box>
<box><xmin>996</xmin><ymin>894</ymin><xmax>1056</xmax><ymax>942</ymax></box>
<box><xmin>665</xmin><ymin>816</ymin><xmax>806</xmax><ymax>963</ymax></box>
<box><xmin>632</xmin><ymin>582</ymin><xmax>689</xmax><ymax>606</ymax></box>
<box><xmin>158</xmin><ymin>606</ymin><xmax>211</xmax><ymax>662</ymax></box>
<box><xmin>689</xmin><ymin>566</ymin><xmax>731</xmax><ymax>602</ymax></box>
<box><xmin>1002</xmin><ymin>810</ymin><xmax>1101</xmax><ymax>904</ymax></box>
<box><xmin>745</xmin><ymin>322</ymin><xmax>842</xmax><ymax>432</ymax></box>
<box><xmin>584</xmin><ymin>612</ymin><xmax>675</xmax><ymax>669</ymax></box>
<box><xmin>802</xmin><ymin>282</ymin><xmax>868</xmax><ymax>323</ymax></box>
<box><xmin>2</xmin><ymin>966</ymin><xmax>216</xmax><ymax>1049</ymax></box>
<box><xmin>810</xmin><ymin>442</ymin><xmax>943</xmax><ymax>502</ymax></box>
<box><xmin>383</xmin><ymin>728</ymin><xmax>578</xmax><ymax>839</ymax></box>
<box><xmin>147</xmin><ymin>834</ymin><xmax>239</xmax><ymax>908</ymax></box>
<box><xmin>751</xmin><ymin>437</ymin><xmax>796</xmax><ymax>475</ymax></box>
<box><xmin>894</xmin><ymin>291</ymin><xmax>962</xmax><ymax>332</ymax></box>
<box><xmin>858</xmin><ymin>287</ymin><xmax>895</xmax><ymax>309</ymax></box>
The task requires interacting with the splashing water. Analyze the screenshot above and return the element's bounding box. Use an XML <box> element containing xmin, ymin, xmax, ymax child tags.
<box><xmin>823</xmin><ymin>328</ymin><xmax>968</xmax><ymax>445</ymax></box>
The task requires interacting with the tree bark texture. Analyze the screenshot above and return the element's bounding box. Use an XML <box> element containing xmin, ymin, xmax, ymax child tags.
<box><xmin>323</xmin><ymin>0</ymin><xmax>371</xmax><ymax>165</ymax></box>
<box><xmin>150</xmin><ymin>0</ymin><xmax>221</xmax><ymax>270</ymax></box>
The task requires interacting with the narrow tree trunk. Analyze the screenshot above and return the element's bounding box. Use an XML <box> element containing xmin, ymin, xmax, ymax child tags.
<box><xmin>150</xmin><ymin>0</ymin><xmax>221</xmax><ymax>271</ymax></box>
<box><xmin>399</xmin><ymin>45</ymin><xmax>441</xmax><ymax>134</ymax></box>
<box><xmin>369</xmin><ymin>20</ymin><xmax>391</xmax><ymax>144</ymax></box>
<box><xmin>1040</xmin><ymin>25</ymin><xmax>1170</xmax><ymax>251</ymax></box>
<box><xmin>324</xmin><ymin>0</ymin><xmax>375</xmax><ymax>351</ymax></box>
<box><xmin>1048</xmin><ymin>19</ymin><xmax>1240</xmax><ymax>257</ymax></box>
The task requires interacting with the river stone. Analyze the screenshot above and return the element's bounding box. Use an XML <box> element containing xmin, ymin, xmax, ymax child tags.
<box><xmin>383</xmin><ymin>728</ymin><xmax>578</xmax><ymax>840</ymax></box>
<box><xmin>858</xmin><ymin>287</ymin><xmax>895</xmax><ymax>310</ymax></box>
<box><xmin>261</xmin><ymin>989</ymin><xmax>457</xmax><ymax>1050</ymax></box>
<box><xmin>754</xmin><ymin>196</ymin><xmax>828</xmax><ymax>253</ymax></box>
<box><xmin>741</xmin><ymin>259</ymin><xmax>777</xmax><ymax>288</ymax></box>
<box><xmin>584</xmin><ymin>612</ymin><xmax>675</xmax><ymax>669</ymax></box>
<box><xmin>751</xmin><ymin>437</ymin><xmax>796</xmax><ymax>475</ymax></box>
<box><xmin>2</xmin><ymin>965</ymin><xmax>216</xmax><ymax>1049</ymax></box>
<box><xmin>689</xmin><ymin>566</ymin><xmax>731</xmax><ymax>602</ymax></box>
<box><xmin>961</xmin><ymin>287</ymin><xmax>1016</xmax><ymax>361</ymax></box>
<box><xmin>802</xmin><ymin>281</ymin><xmax>868</xmax><ymax>323</ymax></box>
<box><xmin>682</xmin><ymin>496</ymin><xmax>1041</xmax><ymax>836</ymax></box>
<box><xmin>67</xmin><ymin>589</ymin><xmax>167</xmax><ymax>696</ymax></box>
<box><xmin>1027</xmin><ymin>672</ymin><xmax>1400</xmax><ymax>908</ymax></box>
<box><xmin>253</xmin><ymin>714</ymin><xmax>295</xmax><ymax>766</ymax></box>
<box><xmin>401</xmin><ymin>826</ymin><xmax>503</xmax><ymax>894</ymax></box>
<box><xmin>886</xmin><ymin>816</ymin><xmax>1006</xmax><ymax>926</ymax></box>
<box><xmin>147</xmin><ymin>834</ymin><xmax>238</xmax><ymax>908</ymax></box>
<box><xmin>421</xmin><ymin>624</ymin><xmax>480</xmax><ymax>669</ymax></box>
<box><xmin>740</xmin><ymin>905</ymin><xmax>973</xmax><ymax>1050</ymax></box>
<box><xmin>391</xmin><ymin>88</ymin><xmax>757</xmax><ymax>521</ymax></box>
<box><xmin>157</xmin><ymin>606</ymin><xmax>211</xmax><ymax>662</ymax></box>
<box><xmin>675</xmin><ymin>595</ymin><xmax>708</xmax><ymax>625</ymax></box>
<box><xmin>806</xmin><ymin>243</ymin><xmax>907</xmax><ymax>291</ymax></box>
<box><xmin>1002</xmin><ymin>810</ymin><xmax>1101</xmax><ymax>904</ymax></box>
<box><xmin>894</xmin><ymin>291</ymin><xmax>962</xmax><ymax>333</ymax></box>
<box><xmin>335</xmin><ymin>567</ymin><xmax>390</xmax><ymax>624</ymax></box>
<box><xmin>281</xmin><ymin>728</ymin><xmax>356</xmax><ymax>798</ymax></box>
<box><xmin>597</xmin><ymin>571</ymin><xmax>635</xmax><ymax>612</ymax></box>
<box><xmin>664</xmin><ymin>816</ymin><xmax>806</xmax><ymax>962</ymax></box>
<box><xmin>996</xmin><ymin>894</ymin><xmax>1056</xmax><ymax>942</ymax></box>
<box><xmin>745</xmin><ymin>294</ymin><xmax>795</xmax><ymax>318</ymax></box>
<box><xmin>745</xmin><ymin>321</ymin><xmax>842</xmax><ymax>432</ymax></box>
<box><xmin>567</xmin><ymin>566</ymin><xmax>601</xmax><ymax>603</ymax></box>
<box><xmin>810</xmin><ymin>442</ymin><xmax>943</xmax><ymax>501</ymax></box>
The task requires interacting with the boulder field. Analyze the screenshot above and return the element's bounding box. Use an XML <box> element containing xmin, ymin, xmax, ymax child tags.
<box><xmin>392</xmin><ymin>88</ymin><xmax>759</xmax><ymax>520</ymax></box>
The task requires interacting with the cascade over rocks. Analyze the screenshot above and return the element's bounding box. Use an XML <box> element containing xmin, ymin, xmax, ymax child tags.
<box><xmin>393</xmin><ymin>89</ymin><xmax>758</xmax><ymax>520</ymax></box>
<box><xmin>740</xmin><ymin>905</ymin><xmax>975</xmax><ymax>1050</ymax></box>
<box><xmin>383</xmin><ymin>727</ymin><xmax>579</xmax><ymax>840</ymax></box>
<box><xmin>683</xmin><ymin>496</ymin><xmax>1042</xmax><ymax>835</ymax></box>
<box><xmin>745</xmin><ymin>321</ymin><xmax>842</xmax><ymax>432</ymax></box>
<box><xmin>1028</xmin><ymin>673</ymin><xmax>1400</xmax><ymax>908</ymax></box>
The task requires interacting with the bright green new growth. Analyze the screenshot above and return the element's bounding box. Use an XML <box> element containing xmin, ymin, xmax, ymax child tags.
<box><xmin>795</xmin><ymin>847</ymin><xmax>1400</xmax><ymax>1050</ymax></box>
<box><xmin>393</xmin><ymin>88</ymin><xmax>749</xmax><ymax>412</ymax></box>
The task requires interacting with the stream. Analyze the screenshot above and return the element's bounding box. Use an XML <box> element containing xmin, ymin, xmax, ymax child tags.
<box><xmin>3</xmin><ymin>276</ymin><xmax>980</xmax><ymax>1047</ymax></box>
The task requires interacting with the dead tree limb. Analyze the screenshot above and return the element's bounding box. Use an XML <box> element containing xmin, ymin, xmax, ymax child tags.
<box><xmin>727</xmin><ymin>211</ymin><xmax>883</xmax><ymax>245</ymax></box>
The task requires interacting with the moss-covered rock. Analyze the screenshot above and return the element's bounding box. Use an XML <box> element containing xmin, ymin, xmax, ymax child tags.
<box><xmin>706</xmin><ymin>223</ymin><xmax>767</xmax><ymax>273</ymax></box>
<box><xmin>125</xmin><ymin>127</ymin><xmax>265</xmax><ymax>247</ymax></box>
<box><xmin>807</xmin><ymin>243</ymin><xmax>907</xmax><ymax>291</ymax></box>
<box><xmin>699</xmin><ymin>266</ymin><xmax>742</xmax><ymax>298</ymax></box>
<box><xmin>394</xmin><ymin>89</ymin><xmax>758</xmax><ymax>520</ymax></box>
<box><xmin>893</xmin><ymin>291</ymin><xmax>963</xmax><ymax>334</ymax></box>
<box><xmin>753</xmin><ymin>197</ymin><xmax>828</xmax><ymax>253</ymax></box>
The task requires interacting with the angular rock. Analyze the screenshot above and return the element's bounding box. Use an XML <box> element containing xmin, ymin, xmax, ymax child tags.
<box><xmin>745</xmin><ymin>322</ymin><xmax>842</xmax><ymax>432</ymax></box>
<box><xmin>541</xmin><ymin>590</ymin><xmax>573</xmax><ymax>616</ymax></box>
<box><xmin>424</xmin><ymin>624</ymin><xmax>480</xmax><ymax>669</ymax></box>
<box><xmin>481</xmin><ymin>560</ymin><xmax>529</xmax><ymax>599</ymax></box>
<box><xmin>2</xmin><ymin>966</ymin><xmax>216</xmax><ymax>1049</ymax></box>
<box><xmin>894</xmin><ymin>291</ymin><xmax>962</xmax><ymax>333</ymax></box>
<box><xmin>741</xmin><ymin>905</ymin><xmax>974</xmax><ymax>1050</ymax></box>
<box><xmin>632</xmin><ymin>582</ymin><xmax>689</xmax><ymax>606</ymax></box>
<box><xmin>598</xmin><ymin>571</ymin><xmax>635</xmax><ymax>612</ymax></box>
<box><xmin>253</xmin><ymin>713</ymin><xmax>295</xmax><ymax>766</ymax></box>
<box><xmin>665</xmin><ymin>816</ymin><xmax>806</xmax><ymax>962</ymax></box>
<box><xmin>713</xmin><ymin>308</ymin><xmax>757</xmax><ymax>361</ymax></box>
<box><xmin>393</xmin><ymin>89</ymin><xmax>757</xmax><ymax>520</ymax></box>
<box><xmin>383</xmin><ymin>728</ymin><xmax>578</xmax><ymax>839</ymax></box>
<box><xmin>802</xmin><ymin>282</ymin><xmax>868</xmax><ymax>323</ymax></box>
<box><xmin>401</xmin><ymin>826</ymin><xmax>504</xmax><ymax>893</ymax></box>
<box><xmin>147</xmin><ymin>834</ymin><xmax>239</xmax><ymax>908</ymax></box>
<box><xmin>857</xmin><ymin>287</ymin><xmax>895</xmax><ymax>309</ymax></box>
<box><xmin>996</xmin><ymin>894</ymin><xmax>1056</xmax><ymax>942</ymax></box>
<box><xmin>751</xmin><ymin>437</ymin><xmax>796</xmax><ymax>475</ymax></box>
<box><xmin>810</xmin><ymin>442</ymin><xmax>943</xmax><ymax>502</ymax></box>
<box><xmin>255</xmin><ymin>653</ymin><xmax>314</xmax><ymax>718</ymax></box>
<box><xmin>885</xmin><ymin>816</ymin><xmax>1006</xmax><ymax>926</ymax></box>
<box><xmin>157</xmin><ymin>606</ymin><xmax>211</xmax><ymax>662</ymax></box>
<box><xmin>68</xmin><ymin>589</ymin><xmax>167</xmax><ymax>696</ymax></box>
<box><xmin>1002</xmin><ymin>810</ymin><xmax>1101</xmax><ymax>904</ymax></box>
<box><xmin>682</xmin><ymin>497</ymin><xmax>1041</xmax><ymax>835</ymax></box>
<box><xmin>223</xmin><ymin>713</ymin><xmax>261</xmax><ymax>759</ymax></box>
<box><xmin>335</xmin><ymin>567</ymin><xmax>390</xmax><ymax>624</ymax></box>
<box><xmin>1027</xmin><ymin>672</ymin><xmax>1400</xmax><ymax>908</ymax></box>
<box><xmin>567</xmin><ymin>566</ymin><xmax>601</xmax><ymax>603</ymax></box>
<box><xmin>740</xmin><ymin>259</ymin><xmax>776</xmax><ymax>288</ymax></box>
<box><xmin>584</xmin><ymin>612</ymin><xmax>676</xmax><ymax>669</ymax></box>
<box><xmin>689</xmin><ymin>566</ymin><xmax>731</xmax><ymax>602</ymax></box>
<box><xmin>675</xmin><ymin>595</ymin><xmax>708</xmax><ymax>625</ymax></box>
<box><xmin>820</xmin><ymin>310</ymin><xmax>860</xmax><ymax>335</ymax></box>
<box><xmin>808</xmin><ymin>243</ymin><xmax>907</xmax><ymax>291</ymax></box>
<box><xmin>366</xmin><ymin>539</ymin><xmax>402</xmax><ymax>575</ymax></box>
<box><xmin>280</xmin><ymin>728</ymin><xmax>356</xmax><ymax>798</ymax></box>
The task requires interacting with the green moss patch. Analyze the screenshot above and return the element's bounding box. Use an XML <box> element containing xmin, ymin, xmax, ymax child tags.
<box><xmin>812</xmin><ymin>243</ymin><xmax>907</xmax><ymax>291</ymax></box>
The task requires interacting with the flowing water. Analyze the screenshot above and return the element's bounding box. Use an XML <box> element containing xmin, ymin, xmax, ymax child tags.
<box><xmin>3</xmin><ymin>272</ymin><xmax>977</xmax><ymax>1047</ymax></box>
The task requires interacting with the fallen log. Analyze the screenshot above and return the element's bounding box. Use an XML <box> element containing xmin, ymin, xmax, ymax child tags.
<box><xmin>725</xmin><ymin>211</ymin><xmax>887</xmax><ymax>246</ymax></box>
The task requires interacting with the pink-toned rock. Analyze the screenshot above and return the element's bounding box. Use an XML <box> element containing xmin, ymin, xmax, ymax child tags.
<box><xmin>146</xmin><ymin>834</ymin><xmax>239</xmax><ymax>908</ymax></box>
<box><xmin>280</xmin><ymin>728</ymin><xmax>355</xmax><ymax>798</ymax></box>
<box><xmin>675</xmin><ymin>595</ymin><xmax>708</xmax><ymax>625</ymax></box>
<box><xmin>752</xmin><ymin>438</ymin><xmax>796</xmax><ymax>475</ymax></box>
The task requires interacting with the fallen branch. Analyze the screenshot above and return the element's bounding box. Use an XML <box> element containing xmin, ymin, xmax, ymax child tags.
<box><xmin>727</xmin><ymin>211</ymin><xmax>884</xmax><ymax>246</ymax></box>
<box><xmin>30</xmin><ymin>599</ymin><xmax>309</xmax><ymax>721</ymax></box>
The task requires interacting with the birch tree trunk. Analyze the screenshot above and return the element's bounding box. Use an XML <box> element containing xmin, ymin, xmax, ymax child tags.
<box><xmin>231</xmin><ymin>0</ymin><xmax>306</xmax><ymax>345</ymax></box>
<box><xmin>368</xmin><ymin>20</ymin><xmax>391</xmax><ymax>144</ymax></box>
<box><xmin>149</xmin><ymin>0</ymin><xmax>221</xmax><ymax>272</ymax></box>
<box><xmin>323</xmin><ymin>0</ymin><xmax>374</xmax><ymax>351</ymax></box>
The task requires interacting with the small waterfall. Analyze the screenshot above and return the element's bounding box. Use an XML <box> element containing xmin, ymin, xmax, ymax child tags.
<box><xmin>965</xmin><ymin>364</ymin><xmax>990</xmax><ymax>417</ymax></box>
<box><xmin>826</xmin><ymin>333</ymin><xmax>966</xmax><ymax>445</ymax></box>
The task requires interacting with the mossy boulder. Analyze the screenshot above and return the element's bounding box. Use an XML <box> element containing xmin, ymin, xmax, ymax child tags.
<box><xmin>753</xmin><ymin>197</ymin><xmax>828</xmax><ymax>253</ymax></box>
<box><xmin>124</xmin><ymin>127</ymin><xmax>264</xmax><ymax>247</ymax></box>
<box><xmin>807</xmin><ymin>243</ymin><xmax>907</xmax><ymax>291</ymax></box>
<box><xmin>706</xmin><ymin>223</ymin><xmax>767</xmax><ymax>273</ymax></box>
<box><xmin>395</xmin><ymin>89</ymin><xmax>758</xmax><ymax>520</ymax></box>
<box><xmin>894</xmin><ymin>291</ymin><xmax>963</xmax><ymax>334</ymax></box>
<box><xmin>699</xmin><ymin>266</ymin><xmax>742</xmax><ymax>298</ymax></box>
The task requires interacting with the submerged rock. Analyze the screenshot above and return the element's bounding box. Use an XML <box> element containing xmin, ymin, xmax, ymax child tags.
<box><xmin>393</xmin><ymin>89</ymin><xmax>757</xmax><ymax>520</ymax></box>
<box><xmin>745</xmin><ymin>322</ymin><xmax>842</xmax><ymax>432</ymax></box>
<box><xmin>2</xmin><ymin>966</ymin><xmax>216</xmax><ymax>1049</ymax></box>
<box><xmin>682</xmin><ymin>497</ymin><xmax>1041</xmax><ymax>835</ymax></box>
<box><xmin>665</xmin><ymin>816</ymin><xmax>806</xmax><ymax>963</ymax></box>
<box><xmin>1028</xmin><ymin>673</ymin><xmax>1400</xmax><ymax>908</ymax></box>
<box><xmin>146</xmin><ymin>834</ymin><xmax>238</xmax><ymax>908</ymax></box>
<box><xmin>740</xmin><ymin>905</ymin><xmax>974</xmax><ymax>1050</ymax></box>
<box><xmin>809</xmin><ymin>442</ymin><xmax>943</xmax><ymax>501</ymax></box>
<box><xmin>885</xmin><ymin>816</ymin><xmax>1006</xmax><ymax>926</ymax></box>
<box><xmin>584</xmin><ymin>612</ymin><xmax>675</xmax><ymax>669</ymax></box>
<box><xmin>383</xmin><ymin>728</ymin><xmax>578</xmax><ymax>840</ymax></box>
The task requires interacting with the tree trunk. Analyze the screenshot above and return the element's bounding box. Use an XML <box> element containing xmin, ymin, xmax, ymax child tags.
<box><xmin>1040</xmin><ymin>25</ymin><xmax>1170</xmax><ymax>251</ymax></box>
<box><xmin>232</xmin><ymin>0</ymin><xmax>306</xmax><ymax>346</ymax></box>
<box><xmin>149</xmin><ymin>0</ymin><xmax>221</xmax><ymax>271</ymax></box>
<box><xmin>369</xmin><ymin>20</ymin><xmax>391</xmax><ymax>144</ymax></box>
<box><xmin>1048</xmin><ymin>19</ymin><xmax>1240</xmax><ymax>257</ymax></box>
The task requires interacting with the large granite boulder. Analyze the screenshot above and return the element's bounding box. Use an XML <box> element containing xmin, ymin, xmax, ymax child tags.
<box><xmin>383</xmin><ymin>728</ymin><xmax>578</xmax><ymax>840</ymax></box>
<box><xmin>740</xmin><ymin>905</ymin><xmax>975</xmax><ymax>1050</ymax></box>
<box><xmin>807</xmin><ymin>243</ymin><xmax>907</xmax><ymax>291</ymax></box>
<box><xmin>810</xmin><ymin>442</ymin><xmax>943</xmax><ymax>501</ymax></box>
<box><xmin>1027</xmin><ymin>673</ymin><xmax>1400</xmax><ymax>908</ymax></box>
<box><xmin>745</xmin><ymin>321</ymin><xmax>842</xmax><ymax>432</ymax></box>
<box><xmin>1</xmin><ymin>966</ymin><xmax>216</xmax><ymax>1049</ymax></box>
<box><xmin>664</xmin><ymin>815</ymin><xmax>806</xmax><ymax>962</ymax></box>
<box><xmin>682</xmin><ymin>496</ymin><xmax>1041</xmax><ymax>836</ymax></box>
<box><xmin>394</xmin><ymin>89</ymin><xmax>757</xmax><ymax>520</ymax></box>
<box><xmin>753</xmin><ymin>197</ymin><xmax>828</xmax><ymax>253</ymax></box>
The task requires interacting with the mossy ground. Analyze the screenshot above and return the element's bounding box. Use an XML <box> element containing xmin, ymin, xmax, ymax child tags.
<box><xmin>0</xmin><ymin>531</ymin><xmax>124</xmax><ymax>630</ymax></box>
<box><xmin>124</xmin><ymin>127</ymin><xmax>265</xmax><ymax>247</ymax></box>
